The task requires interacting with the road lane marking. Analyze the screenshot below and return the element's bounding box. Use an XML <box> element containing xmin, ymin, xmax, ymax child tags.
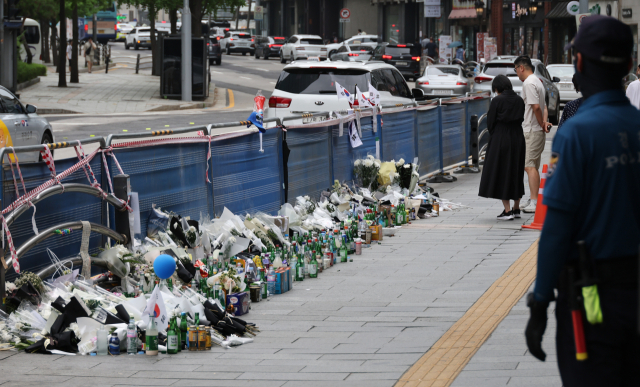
<box><xmin>270</xmin><ymin>82</ymin><xmax>276</xmax><ymax>84</ymax></box>
<box><xmin>395</xmin><ymin>240</ymin><xmax>539</xmax><ymax>387</ymax></box>
<box><xmin>240</xmin><ymin>76</ymin><xmax>252</xmax><ymax>79</ymax></box>
<box><xmin>212</xmin><ymin>71</ymin><xmax>223</xmax><ymax>74</ymax></box>
<box><xmin>224</xmin><ymin>89</ymin><xmax>235</xmax><ymax>110</ymax></box>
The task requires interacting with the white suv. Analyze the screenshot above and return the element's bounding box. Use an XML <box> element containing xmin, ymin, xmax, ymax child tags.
<box><xmin>265</xmin><ymin>61</ymin><xmax>421</xmax><ymax>126</ymax></box>
<box><xmin>220</xmin><ymin>31</ymin><xmax>255</xmax><ymax>55</ymax></box>
<box><xmin>280</xmin><ymin>35</ymin><xmax>327</xmax><ymax>63</ymax></box>
<box><xmin>125</xmin><ymin>27</ymin><xmax>151</xmax><ymax>50</ymax></box>
<box><xmin>325</xmin><ymin>35</ymin><xmax>379</xmax><ymax>58</ymax></box>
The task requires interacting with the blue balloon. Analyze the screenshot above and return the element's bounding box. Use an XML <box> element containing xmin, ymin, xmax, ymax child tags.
<box><xmin>153</xmin><ymin>254</ymin><xmax>176</xmax><ymax>279</ymax></box>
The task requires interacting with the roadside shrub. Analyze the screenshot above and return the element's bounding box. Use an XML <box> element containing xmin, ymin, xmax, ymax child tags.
<box><xmin>17</xmin><ymin>61</ymin><xmax>47</xmax><ymax>84</ymax></box>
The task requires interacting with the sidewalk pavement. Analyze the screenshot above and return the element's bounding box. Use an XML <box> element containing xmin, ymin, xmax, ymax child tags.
<box><xmin>0</xmin><ymin>143</ymin><xmax>560</xmax><ymax>387</ymax></box>
<box><xmin>18</xmin><ymin>67</ymin><xmax>217</xmax><ymax>115</ymax></box>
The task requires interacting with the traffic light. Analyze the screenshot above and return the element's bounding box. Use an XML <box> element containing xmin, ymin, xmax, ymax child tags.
<box><xmin>7</xmin><ymin>0</ymin><xmax>22</xmax><ymax>19</ymax></box>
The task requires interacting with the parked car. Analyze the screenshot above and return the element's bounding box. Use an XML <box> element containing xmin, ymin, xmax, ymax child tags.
<box><xmin>325</xmin><ymin>35</ymin><xmax>379</xmax><ymax>58</ymax></box>
<box><xmin>0</xmin><ymin>86</ymin><xmax>54</xmax><ymax>163</ymax></box>
<box><xmin>125</xmin><ymin>27</ymin><xmax>152</xmax><ymax>50</ymax></box>
<box><xmin>280</xmin><ymin>35</ymin><xmax>326</xmax><ymax>63</ymax></box>
<box><xmin>115</xmin><ymin>23</ymin><xmax>133</xmax><ymax>41</ymax></box>
<box><xmin>329</xmin><ymin>45</ymin><xmax>374</xmax><ymax>61</ymax></box>
<box><xmin>265</xmin><ymin>61</ymin><xmax>423</xmax><ymax>127</ymax></box>
<box><xmin>474</xmin><ymin>57</ymin><xmax>561</xmax><ymax>124</ymax></box>
<box><xmin>220</xmin><ymin>31</ymin><xmax>255</xmax><ymax>55</ymax></box>
<box><xmin>208</xmin><ymin>36</ymin><xmax>222</xmax><ymax>65</ymax></box>
<box><xmin>546</xmin><ymin>64</ymin><xmax>581</xmax><ymax>103</ymax></box>
<box><xmin>416</xmin><ymin>65</ymin><xmax>471</xmax><ymax>98</ymax></box>
<box><xmin>254</xmin><ymin>36</ymin><xmax>287</xmax><ymax>59</ymax></box>
<box><xmin>372</xmin><ymin>43</ymin><xmax>422</xmax><ymax>81</ymax></box>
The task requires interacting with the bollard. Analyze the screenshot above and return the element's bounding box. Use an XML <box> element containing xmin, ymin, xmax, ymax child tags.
<box><xmin>470</xmin><ymin>114</ymin><xmax>479</xmax><ymax>167</ymax></box>
<box><xmin>105</xmin><ymin>55</ymin><xmax>110</xmax><ymax>73</ymax></box>
<box><xmin>136</xmin><ymin>54</ymin><xmax>140</xmax><ymax>74</ymax></box>
<box><xmin>113</xmin><ymin>174</ymin><xmax>132</xmax><ymax>248</ymax></box>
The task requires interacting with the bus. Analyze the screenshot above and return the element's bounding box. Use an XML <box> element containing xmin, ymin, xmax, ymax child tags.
<box><xmin>22</xmin><ymin>18</ymin><xmax>43</xmax><ymax>64</ymax></box>
<box><xmin>81</xmin><ymin>2</ymin><xmax>118</xmax><ymax>43</ymax></box>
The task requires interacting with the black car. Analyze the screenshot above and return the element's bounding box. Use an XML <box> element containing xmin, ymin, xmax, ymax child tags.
<box><xmin>372</xmin><ymin>43</ymin><xmax>422</xmax><ymax>81</ymax></box>
<box><xmin>208</xmin><ymin>36</ymin><xmax>222</xmax><ymax>65</ymax></box>
<box><xmin>254</xmin><ymin>36</ymin><xmax>286</xmax><ymax>59</ymax></box>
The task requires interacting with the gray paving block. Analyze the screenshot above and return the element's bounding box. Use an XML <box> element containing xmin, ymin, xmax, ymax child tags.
<box><xmin>236</xmin><ymin>372</ymin><xmax>348</xmax><ymax>380</ymax></box>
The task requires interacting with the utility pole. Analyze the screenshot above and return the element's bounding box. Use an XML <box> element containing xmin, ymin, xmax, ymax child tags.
<box><xmin>579</xmin><ymin>0</ymin><xmax>589</xmax><ymax>13</ymax></box>
<box><xmin>92</xmin><ymin>14</ymin><xmax>97</xmax><ymax>43</ymax></box>
<box><xmin>181</xmin><ymin>0</ymin><xmax>192</xmax><ymax>102</ymax></box>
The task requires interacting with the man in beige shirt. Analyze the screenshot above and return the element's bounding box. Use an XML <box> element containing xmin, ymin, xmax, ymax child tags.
<box><xmin>514</xmin><ymin>56</ymin><xmax>551</xmax><ymax>213</ymax></box>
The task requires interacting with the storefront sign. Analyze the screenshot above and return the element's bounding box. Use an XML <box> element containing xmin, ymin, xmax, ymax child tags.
<box><xmin>484</xmin><ymin>37</ymin><xmax>497</xmax><ymax>62</ymax></box>
<box><xmin>476</xmin><ymin>32</ymin><xmax>489</xmax><ymax>62</ymax></box>
<box><xmin>438</xmin><ymin>35</ymin><xmax>452</xmax><ymax>64</ymax></box>
<box><xmin>424</xmin><ymin>0</ymin><xmax>440</xmax><ymax>5</ymax></box>
<box><xmin>567</xmin><ymin>1</ymin><xmax>580</xmax><ymax>15</ymax></box>
<box><xmin>588</xmin><ymin>1</ymin><xmax>618</xmax><ymax>18</ymax></box>
<box><xmin>425</xmin><ymin>5</ymin><xmax>441</xmax><ymax>17</ymax></box>
<box><xmin>452</xmin><ymin>0</ymin><xmax>474</xmax><ymax>10</ymax></box>
<box><xmin>622</xmin><ymin>8</ymin><xmax>632</xmax><ymax>18</ymax></box>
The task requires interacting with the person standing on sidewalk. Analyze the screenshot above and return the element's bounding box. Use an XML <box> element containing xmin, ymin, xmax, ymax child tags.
<box><xmin>478</xmin><ymin>75</ymin><xmax>526</xmax><ymax>220</ymax></box>
<box><xmin>66</xmin><ymin>39</ymin><xmax>73</xmax><ymax>73</ymax></box>
<box><xmin>83</xmin><ymin>38</ymin><xmax>96</xmax><ymax>73</ymax></box>
<box><xmin>525</xmin><ymin>15</ymin><xmax>640</xmax><ymax>386</ymax></box>
<box><xmin>514</xmin><ymin>55</ymin><xmax>550</xmax><ymax>213</ymax></box>
<box><xmin>557</xmin><ymin>74</ymin><xmax>583</xmax><ymax>130</ymax></box>
<box><xmin>624</xmin><ymin>64</ymin><xmax>640</xmax><ymax>109</ymax></box>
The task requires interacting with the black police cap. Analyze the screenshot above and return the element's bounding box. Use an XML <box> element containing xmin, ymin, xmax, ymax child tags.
<box><xmin>564</xmin><ymin>15</ymin><xmax>633</xmax><ymax>64</ymax></box>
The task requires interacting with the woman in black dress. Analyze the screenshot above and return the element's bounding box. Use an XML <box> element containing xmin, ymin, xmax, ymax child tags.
<box><xmin>478</xmin><ymin>75</ymin><xmax>526</xmax><ymax>220</ymax></box>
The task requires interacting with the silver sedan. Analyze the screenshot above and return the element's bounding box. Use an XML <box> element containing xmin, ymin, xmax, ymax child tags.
<box><xmin>547</xmin><ymin>65</ymin><xmax>581</xmax><ymax>103</ymax></box>
<box><xmin>416</xmin><ymin>65</ymin><xmax>471</xmax><ymax>98</ymax></box>
<box><xmin>0</xmin><ymin>86</ymin><xmax>54</xmax><ymax>162</ymax></box>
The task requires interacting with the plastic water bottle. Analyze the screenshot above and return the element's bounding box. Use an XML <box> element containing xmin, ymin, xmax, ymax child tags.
<box><xmin>267</xmin><ymin>267</ymin><xmax>276</xmax><ymax>296</ymax></box>
<box><xmin>127</xmin><ymin>317</ymin><xmax>137</xmax><ymax>355</ymax></box>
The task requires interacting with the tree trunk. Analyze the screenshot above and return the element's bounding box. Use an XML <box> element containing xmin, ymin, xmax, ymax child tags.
<box><xmin>59</xmin><ymin>0</ymin><xmax>67</xmax><ymax>87</ymax></box>
<box><xmin>170</xmin><ymin>9</ymin><xmax>177</xmax><ymax>35</ymax></box>
<box><xmin>234</xmin><ymin>7</ymin><xmax>240</xmax><ymax>30</ymax></box>
<box><xmin>149</xmin><ymin>4</ymin><xmax>158</xmax><ymax>76</ymax></box>
<box><xmin>51</xmin><ymin>20</ymin><xmax>59</xmax><ymax>70</ymax></box>
<box><xmin>247</xmin><ymin>0</ymin><xmax>252</xmax><ymax>32</ymax></box>
<box><xmin>190</xmin><ymin>0</ymin><xmax>202</xmax><ymax>36</ymax></box>
<box><xmin>41</xmin><ymin>19</ymin><xmax>50</xmax><ymax>63</ymax></box>
<box><xmin>70</xmin><ymin>0</ymin><xmax>79</xmax><ymax>83</ymax></box>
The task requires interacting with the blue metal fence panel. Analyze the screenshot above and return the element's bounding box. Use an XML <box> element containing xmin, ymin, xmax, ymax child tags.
<box><xmin>2</xmin><ymin>157</ymin><xmax>104</xmax><ymax>278</ymax></box>
<box><xmin>331</xmin><ymin>116</ymin><xmax>378</xmax><ymax>184</ymax></box>
<box><xmin>467</xmin><ymin>98</ymin><xmax>491</xmax><ymax>156</ymax></box>
<box><xmin>441</xmin><ymin>104</ymin><xmax>468</xmax><ymax>168</ymax></box>
<box><xmin>109</xmin><ymin>143</ymin><xmax>212</xmax><ymax>238</ymax></box>
<box><xmin>380</xmin><ymin>110</ymin><xmax>416</xmax><ymax>162</ymax></box>
<box><xmin>416</xmin><ymin>107</ymin><xmax>442</xmax><ymax>176</ymax></box>
<box><xmin>286</xmin><ymin>126</ymin><xmax>332</xmax><ymax>203</ymax></box>
<box><xmin>211</xmin><ymin>129</ymin><xmax>282</xmax><ymax>216</ymax></box>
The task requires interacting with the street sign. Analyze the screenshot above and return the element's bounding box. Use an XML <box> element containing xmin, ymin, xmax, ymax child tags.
<box><xmin>254</xmin><ymin>5</ymin><xmax>263</xmax><ymax>20</ymax></box>
<box><xmin>575</xmin><ymin>13</ymin><xmax>590</xmax><ymax>29</ymax></box>
<box><xmin>340</xmin><ymin>8</ymin><xmax>351</xmax><ymax>19</ymax></box>
<box><xmin>622</xmin><ymin>8</ymin><xmax>632</xmax><ymax>18</ymax></box>
<box><xmin>340</xmin><ymin>19</ymin><xmax>350</xmax><ymax>23</ymax></box>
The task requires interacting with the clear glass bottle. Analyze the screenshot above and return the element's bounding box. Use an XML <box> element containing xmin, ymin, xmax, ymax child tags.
<box><xmin>97</xmin><ymin>325</ymin><xmax>108</xmax><ymax>356</ymax></box>
<box><xmin>267</xmin><ymin>266</ymin><xmax>276</xmax><ymax>296</ymax></box>
<box><xmin>127</xmin><ymin>317</ymin><xmax>137</xmax><ymax>355</ymax></box>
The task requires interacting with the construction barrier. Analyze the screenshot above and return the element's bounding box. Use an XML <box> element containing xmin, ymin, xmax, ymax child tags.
<box><xmin>0</xmin><ymin>93</ymin><xmax>490</xmax><ymax>278</ymax></box>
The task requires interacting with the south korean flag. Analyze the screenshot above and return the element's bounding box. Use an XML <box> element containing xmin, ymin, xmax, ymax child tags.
<box><xmin>335</xmin><ymin>81</ymin><xmax>355</xmax><ymax>105</ymax></box>
<box><xmin>349</xmin><ymin>120</ymin><xmax>363</xmax><ymax>148</ymax></box>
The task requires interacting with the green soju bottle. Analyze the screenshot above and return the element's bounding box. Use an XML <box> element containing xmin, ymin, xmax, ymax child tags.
<box><xmin>180</xmin><ymin>312</ymin><xmax>188</xmax><ymax>350</ymax></box>
<box><xmin>309</xmin><ymin>251</ymin><xmax>318</xmax><ymax>278</ymax></box>
<box><xmin>167</xmin><ymin>317</ymin><xmax>179</xmax><ymax>354</ymax></box>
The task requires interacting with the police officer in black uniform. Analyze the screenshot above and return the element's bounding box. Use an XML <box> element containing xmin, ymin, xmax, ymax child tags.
<box><xmin>524</xmin><ymin>15</ymin><xmax>640</xmax><ymax>386</ymax></box>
